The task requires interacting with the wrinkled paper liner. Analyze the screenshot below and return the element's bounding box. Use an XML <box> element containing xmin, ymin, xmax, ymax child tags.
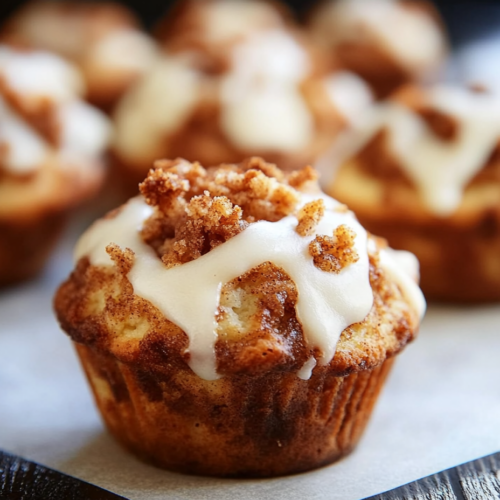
<box><xmin>76</xmin><ymin>343</ymin><xmax>394</xmax><ymax>478</ymax></box>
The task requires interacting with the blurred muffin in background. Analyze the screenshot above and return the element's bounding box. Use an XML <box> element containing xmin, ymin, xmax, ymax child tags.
<box><xmin>155</xmin><ymin>0</ymin><xmax>293</xmax><ymax>72</ymax></box>
<box><xmin>328</xmin><ymin>84</ymin><xmax>500</xmax><ymax>302</ymax></box>
<box><xmin>112</xmin><ymin>1</ymin><xmax>373</xmax><ymax>189</ymax></box>
<box><xmin>0</xmin><ymin>46</ymin><xmax>111</xmax><ymax>286</ymax></box>
<box><xmin>308</xmin><ymin>0</ymin><xmax>448</xmax><ymax>98</ymax></box>
<box><xmin>1</xmin><ymin>1</ymin><xmax>159</xmax><ymax>110</ymax></box>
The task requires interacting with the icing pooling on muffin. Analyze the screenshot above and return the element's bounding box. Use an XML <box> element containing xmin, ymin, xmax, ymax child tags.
<box><xmin>75</xmin><ymin>194</ymin><xmax>372</xmax><ymax>380</ymax></box>
<box><xmin>113</xmin><ymin>58</ymin><xmax>202</xmax><ymax>164</ymax></box>
<box><xmin>225</xmin><ymin>29</ymin><xmax>309</xmax><ymax>85</ymax></box>
<box><xmin>312</xmin><ymin>0</ymin><xmax>445</xmax><ymax>74</ymax></box>
<box><xmin>367</xmin><ymin>236</ymin><xmax>425</xmax><ymax>318</ymax></box>
<box><xmin>220</xmin><ymin>82</ymin><xmax>314</xmax><ymax>153</ymax></box>
<box><xmin>0</xmin><ymin>46</ymin><xmax>111</xmax><ymax>175</ymax></box>
<box><xmin>297</xmin><ymin>356</ymin><xmax>317</xmax><ymax>380</ymax></box>
<box><xmin>0</xmin><ymin>97</ymin><xmax>49</xmax><ymax>174</ymax></box>
<box><xmin>220</xmin><ymin>30</ymin><xmax>313</xmax><ymax>152</ymax></box>
<box><xmin>323</xmin><ymin>71</ymin><xmax>374</xmax><ymax>127</ymax></box>
<box><xmin>0</xmin><ymin>46</ymin><xmax>84</xmax><ymax>102</ymax></box>
<box><xmin>353</xmin><ymin>86</ymin><xmax>500</xmax><ymax>215</ymax></box>
<box><xmin>75</xmin><ymin>192</ymin><xmax>424</xmax><ymax>381</ymax></box>
<box><xmin>58</xmin><ymin>101</ymin><xmax>112</xmax><ymax>158</ymax></box>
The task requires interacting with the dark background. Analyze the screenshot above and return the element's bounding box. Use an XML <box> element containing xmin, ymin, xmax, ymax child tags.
<box><xmin>0</xmin><ymin>1</ymin><xmax>500</xmax><ymax>48</ymax></box>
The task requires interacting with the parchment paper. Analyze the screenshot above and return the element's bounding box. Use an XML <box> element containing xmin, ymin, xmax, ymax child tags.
<box><xmin>1</xmin><ymin>220</ymin><xmax>500</xmax><ymax>500</ymax></box>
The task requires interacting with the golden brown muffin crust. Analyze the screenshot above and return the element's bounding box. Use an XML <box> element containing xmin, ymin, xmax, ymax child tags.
<box><xmin>55</xmin><ymin>158</ymin><xmax>419</xmax><ymax>378</ymax></box>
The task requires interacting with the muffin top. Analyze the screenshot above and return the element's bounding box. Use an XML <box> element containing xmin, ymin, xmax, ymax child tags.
<box><xmin>332</xmin><ymin>84</ymin><xmax>500</xmax><ymax>217</ymax></box>
<box><xmin>0</xmin><ymin>46</ymin><xmax>111</xmax><ymax>218</ymax></box>
<box><xmin>1</xmin><ymin>1</ymin><xmax>159</xmax><ymax>107</ymax></box>
<box><xmin>56</xmin><ymin>158</ymin><xmax>424</xmax><ymax>381</ymax></box>
<box><xmin>1</xmin><ymin>1</ymin><xmax>154</xmax><ymax>64</ymax></box>
<box><xmin>309</xmin><ymin>0</ymin><xmax>446</xmax><ymax>78</ymax></box>
<box><xmin>156</xmin><ymin>0</ymin><xmax>292</xmax><ymax>70</ymax></box>
<box><xmin>113</xmin><ymin>18</ymin><xmax>372</xmax><ymax>171</ymax></box>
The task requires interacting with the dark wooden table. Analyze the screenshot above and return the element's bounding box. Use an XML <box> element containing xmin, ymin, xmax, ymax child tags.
<box><xmin>3</xmin><ymin>448</ymin><xmax>500</xmax><ymax>500</ymax></box>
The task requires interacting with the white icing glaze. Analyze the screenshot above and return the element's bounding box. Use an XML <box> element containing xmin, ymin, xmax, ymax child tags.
<box><xmin>220</xmin><ymin>30</ymin><xmax>313</xmax><ymax>152</ymax></box>
<box><xmin>228</xmin><ymin>29</ymin><xmax>310</xmax><ymax>84</ymax></box>
<box><xmin>220</xmin><ymin>84</ymin><xmax>314</xmax><ymax>153</ymax></box>
<box><xmin>203</xmin><ymin>0</ymin><xmax>284</xmax><ymax>43</ymax></box>
<box><xmin>324</xmin><ymin>71</ymin><xmax>374</xmax><ymax>126</ymax></box>
<box><xmin>75</xmin><ymin>194</ymin><xmax>374</xmax><ymax>380</ymax></box>
<box><xmin>350</xmin><ymin>86</ymin><xmax>500</xmax><ymax>215</ymax></box>
<box><xmin>88</xmin><ymin>29</ymin><xmax>159</xmax><ymax>72</ymax></box>
<box><xmin>0</xmin><ymin>46</ymin><xmax>84</xmax><ymax>102</ymax></box>
<box><xmin>0</xmin><ymin>96</ymin><xmax>49</xmax><ymax>174</ymax></box>
<box><xmin>297</xmin><ymin>357</ymin><xmax>317</xmax><ymax>381</ymax></box>
<box><xmin>58</xmin><ymin>101</ymin><xmax>111</xmax><ymax>158</ymax></box>
<box><xmin>0</xmin><ymin>46</ymin><xmax>109</xmax><ymax>175</ymax></box>
<box><xmin>314</xmin><ymin>0</ymin><xmax>445</xmax><ymax>73</ymax></box>
<box><xmin>379</xmin><ymin>248</ymin><xmax>426</xmax><ymax>319</ymax></box>
<box><xmin>113</xmin><ymin>58</ymin><xmax>201</xmax><ymax>163</ymax></box>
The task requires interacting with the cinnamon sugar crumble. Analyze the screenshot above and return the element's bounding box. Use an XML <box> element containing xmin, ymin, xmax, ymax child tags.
<box><xmin>309</xmin><ymin>224</ymin><xmax>359</xmax><ymax>273</ymax></box>
<box><xmin>296</xmin><ymin>199</ymin><xmax>325</xmax><ymax>237</ymax></box>
<box><xmin>162</xmin><ymin>193</ymin><xmax>248</xmax><ymax>269</ymax></box>
<box><xmin>288</xmin><ymin>165</ymin><xmax>318</xmax><ymax>190</ymax></box>
<box><xmin>106</xmin><ymin>243</ymin><xmax>135</xmax><ymax>274</ymax></box>
<box><xmin>139</xmin><ymin>157</ymin><xmax>313</xmax><ymax>267</ymax></box>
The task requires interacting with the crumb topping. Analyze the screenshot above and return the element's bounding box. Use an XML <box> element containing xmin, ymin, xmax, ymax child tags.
<box><xmin>140</xmin><ymin>157</ymin><xmax>313</xmax><ymax>266</ymax></box>
<box><xmin>287</xmin><ymin>164</ymin><xmax>318</xmax><ymax>189</ymax></box>
<box><xmin>309</xmin><ymin>224</ymin><xmax>359</xmax><ymax>273</ymax></box>
<box><xmin>161</xmin><ymin>193</ymin><xmax>248</xmax><ymax>269</ymax></box>
<box><xmin>296</xmin><ymin>199</ymin><xmax>325</xmax><ymax>237</ymax></box>
<box><xmin>106</xmin><ymin>243</ymin><xmax>134</xmax><ymax>274</ymax></box>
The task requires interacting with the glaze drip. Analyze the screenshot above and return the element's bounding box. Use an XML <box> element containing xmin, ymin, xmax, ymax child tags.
<box><xmin>75</xmin><ymin>195</ymin><xmax>373</xmax><ymax>380</ymax></box>
<box><xmin>76</xmin><ymin>192</ymin><xmax>424</xmax><ymax>380</ymax></box>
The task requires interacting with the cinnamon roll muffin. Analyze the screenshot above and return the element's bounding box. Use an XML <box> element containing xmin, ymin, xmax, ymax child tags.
<box><xmin>54</xmin><ymin>157</ymin><xmax>424</xmax><ymax>477</ymax></box>
<box><xmin>308</xmin><ymin>0</ymin><xmax>448</xmax><ymax>98</ymax></box>
<box><xmin>328</xmin><ymin>85</ymin><xmax>500</xmax><ymax>302</ymax></box>
<box><xmin>0</xmin><ymin>46</ymin><xmax>110</xmax><ymax>285</ymax></box>
<box><xmin>155</xmin><ymin>0</ymin><xmax>293</xmax><ymax>69</ymax></box>
<box><xmin>112</xmin><ymin>11</ymin><xmax>373</xmax><ymax>190</ymax></box>
<box><xmin>1</xmin><ymin>1</ymin><xmax>159</xmax><ymax>110</ymax></box>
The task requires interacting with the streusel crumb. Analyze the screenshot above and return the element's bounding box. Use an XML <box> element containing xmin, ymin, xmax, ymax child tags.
<box><xmin>309</xmin><ymin>224</ymin><xmax>359</xmax><ymax>273</ymax></box>
<box><xmin>139</xmin><ymin>157</ymin><xmax>310</xmax><ymax>266</ymax></box>
<box><xmin>296</xmin><ymin>199</ymin><xmax>325</xmax><ymax>237</ymax></box>
<box><xmin>162</xmin><ymin>193</ymin><xmax>248</xmax><ymax>268</ymax></box>
<box><xmin>106</xmin><ymin>243</ymin><xmax>134</xmax><ymax>274</ymax></box>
